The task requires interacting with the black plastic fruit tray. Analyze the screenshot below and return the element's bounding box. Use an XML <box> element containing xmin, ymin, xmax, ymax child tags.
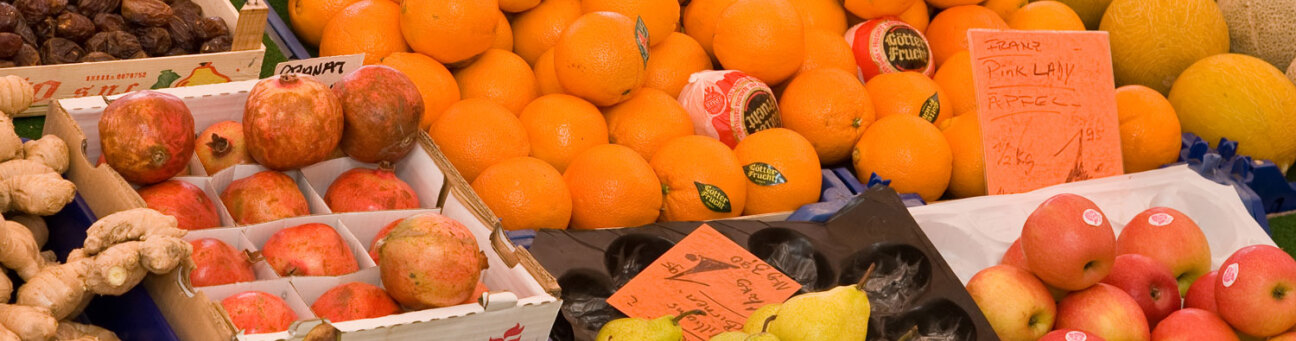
<box><xmin>531</xmin><ymin>186</ymin><xmax>997</xmax><ymax>341</ymax></box>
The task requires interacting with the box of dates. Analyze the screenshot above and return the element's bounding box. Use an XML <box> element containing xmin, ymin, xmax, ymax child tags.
<box><xmin>41</xmin><ymin>79</ymin><xmax>562</xmax><ymax>341</ymax></box>
<box><xmin>2</xmin><ymin>0</ymin><xmax>267</xmax><ymax>117</ymax></box>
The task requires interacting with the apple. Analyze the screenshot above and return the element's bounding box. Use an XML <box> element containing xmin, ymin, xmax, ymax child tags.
<box><xmin>966</xmin><ymin>265</ymin><xmax>1056</xmax><ymax>340</ymax></box>
<box><xmin>1002</xmin><ymin>238</ymin><xmax>1028</xmax><ymax>269</ymax></box>
<box><xmin>1100</xmin><ymin>254</ymin><xmax>1181</xmax><ymax>327</ymax></box>
<box><xmin>195</xmin><ymin>120</ymin><xmax>252</xmax><ymax>175</ymax></box>
<box><xmin>221</xmin><ymin>291</ymin><xmax>298</xmax><ymax>334</ymax></box>
<box><xmin>1116</xmin><ymin>207</ymin><xmax>1212</xmax><ymax>296</ymax></box>
<box><xmin>1040</xmin><ymin>329</ymin><xmax>1105</xmax><ymax>341</ymax></box>
<box><xmin>310</xmin><ymin>282</ymin><xmax>401</xmax><ymax>322</ymax></box>
<box><xmin>1022</xmin><ymin>193</ymin><xmax>1116</xmax><ymax>291</ymax></box>
<box><xmin>138</xmin><ymin>180</ymin><xmax>221</xmax><ymax>230</ymax></box>
<box><xmin>1150</xmin><ymin>308</ymin><xmax>1239</xmax><ymax>341</ymax></box>
<box><xmin>189</xmin><ymin>238</ymin><xmax>255</xmax><ymax>287</ymax></box>
<box><xmin>1215</xmin><ymin>245</ymin><xmax>1296</xmax><ymax>337</ymax></box>
<box><xmin>1184</xmin><ymin>271</ymin><xmax>1218</xmax><ymax>314</ymax></box>
<box><xmin>1056</xmin><ymin>283</ymin><xmax>1151</xmax><ymax>341</ymax></box>
<box><xmin>262</xmin><ymin>223</ymin><xmax>360</xmax><ymax>276</ymax></box>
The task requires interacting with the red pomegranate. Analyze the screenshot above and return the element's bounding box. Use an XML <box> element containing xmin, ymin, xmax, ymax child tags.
<box><xmin>243</xmin><ymin>73</ymin><xmax>344</xmax><ymax>170</ymax></box>
<box><xmin>195</xmin><ymin>120</ymin><xmax>252</xmax><ymax>175</ymax></box>
<box><xmin>99</xmin><ymin>90</ymin><xmax>195</xmax><ymax>184</ymax></box>
<box><xmin>333</xmin><ymin>65</ymin><xmax>423</xmax><ymax>164</ymax></box>
<box><xmin>261</xmin><ymin>223</ymin><xmax>360</xmax><ymax>277</ymax></box>
<box><xmin>368</xmin><ymin>219</ymin><xmax>401</xmax><ymax>262</ymax></box>
<box><xmin>138</xmin><ymin>180</ymin><xmax>220</xmax><ymax>230</ymax></box>
<box><xmin>379</xmin><ymin>213</ymin><xmax>486</xmax><ymax>309</ymax></box>
<box><xmin>189</xmin><ymin>238</ymin><xmax>256</xmax><ymax>287</ymax></box>
<box><xmin>324</xmin><ymin>167</ymin><xmax>420</xmax><ymax>213</ymax></box>
<box><xmin>220</xmin><ymin>170</ymin><xmax>310</xmax><ymax>225</ymax></box>
<box><xmin>309</xmin><ymin>282</ymin><xmax>401</xmax><ymax>322</ymax></box>
<box><xmin>221</xmin><ymin>291</ymin><xmax>298</xmax><ymax>334</ymax></box>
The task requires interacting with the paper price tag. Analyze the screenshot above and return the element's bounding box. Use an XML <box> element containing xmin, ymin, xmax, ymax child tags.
<box><xmin>968</xmin><ymin>30</ymin><xmax>1123</xmax><ymax>195</ymax></box>
<box><xmin>607</xmin><ymin>225</ymin><xmax>801</xmax><ymax>340</ymax></box>
<box><xmin>273</xmin><ymin>54</ymin><xmax>365</xmax><ymax>85</ymax></box>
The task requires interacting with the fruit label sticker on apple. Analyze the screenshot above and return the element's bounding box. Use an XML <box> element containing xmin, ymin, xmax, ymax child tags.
<box><xmin>1148</xmin><ymin>213</ymin><xmax>1174</xmax><ymax>226</ymax></box>
<box><xmin>606</xmin><ymin>224</ymin><xmax>802</xmax><ymax>341</ymax></box>
<box><xmin>1082</xmin><ymin>209</ymin><xmax>1103</xmax><ymax>226</ymax></box>
<box><xmin>1222</xmin><ymin>263</ymin><xmax>1239</xmax><ymax>288</ymax></box>
<box><xmin>1066</xmin><ymin>331</ymin><xmax>1088</xmax><ymax>341</ymax></box>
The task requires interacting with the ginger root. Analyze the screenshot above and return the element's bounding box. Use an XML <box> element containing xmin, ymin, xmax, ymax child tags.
<box><xmin>0</xmin><ymin>173</ymin><xmax>77</xmax><ymax>216</ymax></box>
<box><xmin>0</xmin><ymin>268</ymin><xmax>10</xmax><ymax>303</ymax></box>
<box><xmin>16</xmin><ymin>259</ymin><xmax>90</xmax><ymax>320</ymax></box>
<box><xmin>0</xmin><ymin>219</ymin><xmax>45</xmax><ymax>280</ymax></box>
<box><xmin>0</xmin><ymin>116</ymin><xmax>21</xmax><ymax>162</ymax></box>
<box><xmin>9</xmin><ymin>215</ymin><xmax>48</xmax><ymax>248</ymax></box>
<box><xmin>86</xmin><ymin>242</ymin><xmax>146</xmax><ymax>296</ymax></box>
<box><xmin>0</xmin><ymin>324</ymin><xmax>18</xmax><ymax>341</ymax></box>
<box><xmin>22</xmin><ymin>136</ymin><xmax>69</xmax><ymax>174</ymax></box>
<box><xmin>55</xmin><ymin>322</ymin><xmax>119</xmax><ymax>341</ymax></box>
<box><xmin>82</xmin><ymin>208</ymin><xmax>184</xmax><ymax>255</ymax></box>
<box><xmin>0</xmin><ymin>304</ymin><xmax>58</xmax><ymax>341</ymax></box>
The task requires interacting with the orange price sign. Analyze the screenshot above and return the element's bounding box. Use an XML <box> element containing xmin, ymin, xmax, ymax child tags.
<box><xmin>606</xmin><ymin>224</ymin><xmax>801</xmax><ymax>340</ymax></box>
<box><xmin>968</xmin><ymin>29</ymin><xmax>1123</xmax><ymax>195</ymax></box>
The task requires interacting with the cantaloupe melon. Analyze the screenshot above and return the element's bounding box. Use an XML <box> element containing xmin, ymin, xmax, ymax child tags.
<box><xmin>1046</xmin><ymin>0</ymin><xmax>1112</xmax><ymax>30</ymax></box>
<box><xmin>1101</xmin><ymin>0</ymin><xmax>1230</xmax><ymax>94</ymax></box>
<box><xmin>1288</xmin><ymin>56</ymin><xmax>1296</xmax><ymax>85</ymax></box>
<box><xmin>1218</xmin><ymin>0</ymin><xmax>1296</xmax><ymax>71</ymax></box>
<box><xmin>1168</xmin><ymin>54</ymin><xmax>1296</xmax><ymax>171</ymax></box>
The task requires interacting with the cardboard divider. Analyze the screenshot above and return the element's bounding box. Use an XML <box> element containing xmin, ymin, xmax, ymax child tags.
<box><xmin>298</xmin><ymin>155</ymin><xmax>446</xmax><ymax>214</ymax></box>
<box><xmin>241</xmin><ymin>215</ymin><xmax>377</xmax><ymax>273</ymax></box>
<box><xmin>210</xmin><ymin>164</ymin><xmax>331</xmax><ymax>221</ymax></box>
<box><xmin>197</xmin><ymin>278</ymin><xmax>317</xmax><ymax>340</ymax></box>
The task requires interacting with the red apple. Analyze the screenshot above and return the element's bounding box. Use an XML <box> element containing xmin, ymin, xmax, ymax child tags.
<box><xmin>323</xmin><ymin>167</ymin><xmax>420</xmax><ymax>213</ymax></box>
<box><xmin>1215</xmin><ymin>245</ymin><xmax>1296</xmax><ymax>337</ymax></box>
<box><xmin>1022</xmin><ymin>193</ymin><xmax>1116</xmax><ymax>291</ymax></box>
<box><xmin>1002</xmin><ymin>238</ymin><xmax>1028</xmax><ymax>269</ymax></box>
<box><xmin>189</xmin><ymin>238</ymin><xmax>255</xmax><ymax>287</ymax></box>
<box><xmin>1040</xmin><ymin>330</ymin><xmax>1105</xmax><ymax>341</ymax></box>
<box><xmin>196</xmin><ymin>120</ymin><xmax>252</xmax><ymax>175</ymax></box>
<box><xmin>138</xmin><ymin>180</ymin><xmax>220</xmax><ymax>230</ymax></box>
<box><xmin>221</xmin><ymin>291</ymin><xmax>298</xmax><ymax>334</ymax></box>
<box><xmin>1184</xmin><ymin>271</ymin><xmax>1218</xmax><ymax>314</ymax></box>
<box><xmin>966</xmin><ymin>265</ymin><xmax>1056</xmax><ymax>340</ymax></box>
<box><xmin>1056</xmin><ymin>283</ymin><xmax>1151</xmax><ymax>341</ymax></box>
<box><xmin>1117</xmin><ymin>207</ymin><xmax>1212</xmax><ymax>296</ymax></box>
<box><xmin>368</xmin><ymin>219</ymin><xmax>401</xmax><ymax>262</ymax></box>
<box><xmin>379</xmin><ymin>213</ymin><xmax>486</xmax><ymax>309</ymax></box>
<box><xmin>262</xmin><ymin>223</ymin><xmax>360</xmax><ymax>276</ymax></box>
<box><xmin>1101</xmin><ymin>254</ymin><xmax>1181</xmax><ymax>327</ymax></box>
<box><xmin>309</xmin><ymin>282</ymin><xmax>401</xmax><ymax>322</ymax></box>
<box><xmin>1150</xmin><ymin>308</ymin><xmax>1239</xmax><ymax>341</ymax></box>
<box><xmin>220</xmin><ymin>170</ymin><xmax>310</xmax><ymax>225</ymax></box>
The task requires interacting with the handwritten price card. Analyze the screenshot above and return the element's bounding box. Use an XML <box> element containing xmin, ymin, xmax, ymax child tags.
<box><xmin>968</xmin><ymin>29</ymin><xmax>1123</xmax><ymax>195</ymax></box>
<box><xmin>607</xmin><ymin>225</ymin><xmax>801</xmax><ymax>340</ymax></box>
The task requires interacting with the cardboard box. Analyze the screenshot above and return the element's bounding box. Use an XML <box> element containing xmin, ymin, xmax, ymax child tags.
<box><xmin>42</xmin><ymin>80</ymin><xmax>562</xmax><ymax>341</ymax></box>
<box><xmin>4</xmin><ymin>0</ymin><xmax>268</xmax><ymax>117</ymax></box>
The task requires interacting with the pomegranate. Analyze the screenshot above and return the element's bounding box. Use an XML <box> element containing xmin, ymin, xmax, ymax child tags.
<box><xmin>309</xmin><ymin>282</ymin><xmax>401</xmax><ymax>322</ymax></box>
<box><xmin>324</xmin><ymin>167</ymin><xmax>420</xmax><ymax>213</ymax></box>
<box><xmin>220</xmin><ymin>170</ymin><xmax>309</xmax><ymax>225</ymax></box>
<box><xmin>378</xmin><ymin>213</ymin><xmax>486</xmax><ymax>309</ymax></box>
<box><xmin>368</xmin><ymin>219</ymin><xmax>401</xmax><ymax>262</ymax></box>
<box><xmin>333</xmin><ymin>65</ymin><xmax>423</xmax><ymax>164</ymax></box>
<box><xmin>220</xmin><ymin>291</ymin><xmax>298</xmax><ymax>334</ymax></box>
<box><xmin>138</xmin><ymin>180</ymin><xmax>220</xmax><ymax>230</ymax></box>
<box><xmin>460</xmin><ymin>281</ymin><xmax>489</xmax><ymax>305</ymax></box>
<box><xmin>189</xmin><ymin>238</ymin><xmax>255</xmax><ymax>287</ymax></box>
<box><xmin>99</xmin><ymin>90</ymin><xmax>195</xmax><ymax>184</ymax></box>
<box><xmin>195</xmin><ymin>120</ymin><xmax>252</xmax><ymax>175</ymax></box>
<box><xmin>243</xmin><ymin>73</ymin><xmax>344</xmax><ymax>170</ymax></box>
<box><xmin>261</xmin><ymin>223</ymin><xmax>360</xmax><ymax>277</ymax></box>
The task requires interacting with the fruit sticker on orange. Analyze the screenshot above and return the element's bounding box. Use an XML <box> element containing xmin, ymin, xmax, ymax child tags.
<box><xmin>607</xmin><ymin>224</ymin><xmax>801</xmax><ymax>340</ymax></box>
<box><xmin>968</xmin><ymin>29</ymin><xmax>1123</xmax><ymax>195</ymax></box>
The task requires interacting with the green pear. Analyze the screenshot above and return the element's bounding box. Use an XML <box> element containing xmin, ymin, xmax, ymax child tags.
<box><xmin>741</xmin><ymin>304</ymin><xmax>781</xmax><ymax>334</ymax></box>
<box><xmin>596</xmin><ymin>310</ymin><xmax>705</xmax><ymax>341</ymax></box>
<box><xmin>768</xmin><ymin>264</ymin><xmax>875</xmax><ymax>341</ymax></box>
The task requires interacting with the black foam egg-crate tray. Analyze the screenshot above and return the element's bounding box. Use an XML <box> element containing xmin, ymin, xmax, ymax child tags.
<box><xmin>531</xmin><ymin>186</ymin><xmax>997</xmax><ymax>341</ymax></box>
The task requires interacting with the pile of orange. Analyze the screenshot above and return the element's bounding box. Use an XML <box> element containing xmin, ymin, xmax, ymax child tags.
<box><xmin>290</xmin><ymin>0</ymin><xmax>1185</xmax><ymax>229</ymax></box>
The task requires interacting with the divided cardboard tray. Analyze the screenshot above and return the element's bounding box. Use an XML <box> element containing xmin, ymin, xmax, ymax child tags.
<box><xmin>532</xmin><ymin>186</ymin><xmax>997</xmax><ymax>341</ymax></box>
<box><xmin>40</xmin><ymin>79</ymin><xmax>562</xmax><ymax>341</ymax></box>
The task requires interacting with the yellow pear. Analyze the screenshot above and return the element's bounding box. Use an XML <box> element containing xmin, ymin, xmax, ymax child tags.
<box><xmin>596</xmin><ymin>310</ymin><xmax>704</xmax><ymax>341</ymax></box>
<box><xmin>768</xmin><ymin>264</ymin><xmax>874</xmax><ymax>340</ymax></box>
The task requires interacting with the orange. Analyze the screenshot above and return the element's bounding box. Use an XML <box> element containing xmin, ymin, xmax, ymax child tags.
<box><xmin>779</xmin><ymin>68</ymin><xmax>875</xmax><ymax>165</ymax></box>
<box><xmin>713</xmin><ymin>0</ymin><xmax>806</xmax><ymax>85</ymax></box>
<box><xmin>453</xmin><ymin>49</ymin><xmax>539</xmax><ymax>114</ymax></box>
<box><xmin>429</xmin><ymin>99</ymin><xmax>530</xmax><ymax>183</ymax></box>
<box><xmin>933</xmin><ymin>50</ymin><xmax>976</xmax><ymax>116</ymax></box>
<box><xmin>644</xmin><ymin>32</ymin><xmax>713</xmax><ymax>97</ymax></box>
<box><xmin>844</xmin><ymin>0</ymin><xmax>917</xmax><ymax>19</ymax></box>
<box><xmin>650</xmin><ymin>136</ymin><xmax>748</xmax><ymax>221</ymax></box>
<box><xmin>582</xmin><ymin>0</ymin><xmax>679</xmax><ymax>47</ymax></box>
<box><xmin>511</xmin><ymin>0</ymin><xmax>582</xmax><ymax>65</ymax></box>
<box><xmin>399</xmin><ymin>0</ymin><xmax>499</xmax><ymax>64</ymax></box>
<box><xmin>318</xmin><ymin>0</ymin><xmax>407</xmax><ymax>65</ymax></box>
<box><xmin>564</xmin><ymin>144</ymin><xmax>662</xmax><ymax>228</ymax></box>
<box><xmin>799</xmin><ymin>29</ymin><xmax>858</xmax><ymax>76</ymax></box>
<box><xmin>380</xmin><ymin>52</ymin><xmax>460</xmax><ymax>131</ymax></box>
<box><xmin>852</xmin><ymin>114</ymin><xmax>952</xmax><ymax>202</ymax></box>
<box><xmin>733</xmin><ymin>128</ymin><xmax>822</xmax><ymax>215</ymax></box>
<box><xmin>926</xmin><ymin>0</ymin><xmax>980</xmax><ymax>8</ymax></box>
<box><xmin>1008</xmin><ymin>1</ymin><xmax>1085</xmax><ymax>31</ymax></box>
<box><xmin>533</xmin><ymin>48</ymin><xmax>564</xmax><ymax>94</ymax></box>
<box><xmin>1116</xmin><ymin>85</ymin><xmax>1181</xmax><ymax>173</ymax></box>
<box><xmin>519</xmin><ymin>94</ymin><xmax>610</xmax><ymax>172</ymax></box>
<box><xmin>926</xmin><ymin>5</ymin><xmax>1008</xmax><ymax>66</ymax></box>
<box><xmin>681</xmin><ymin>0</ymin><xmax>738</xmax><ymax>56</ymax></box>
<box><xmin>603</xmin><ymin>88</ymin><xmax>696</xmax><ymax>160</ymax></box>
<box><xmin>288</xmin><ymin>0</ymin><xmax>359</xmax><ymax>46</ymax></box>
<box><xmin>790</xmin><ymin>0</ymin><xmax>847</xmax><ymax>34</ymax></box>
<box><xmin>981</xmin><ymin>0</ymin><xmax>1030</xmax><ymax>21</ymax></box>
<box><xmin>553</xmin><ymin>12</ymin><xmax>647</xmax><ymax>106</ymax></box>
<box><xmin>493</xmin><ymin>15</ymin><xmax>514</xmax><ymax>50</ymax></box>
<box><xmin>471</xmin><ymin>157</ymin><xmax>572</xmax><ymax>230</ymax></box>
<box><xmin>866</xmin><ymin>71</ymin><xmax>952</xmax><ymax>126</ymax></box>
<box><xmin>500</xmin><ymin>0</ymin><xmax>540</xmax><ymax>12</ymax></box>
<box><xmin>898</xmin><ymin>1</ymin><xmax>930</xmax><ymax>33</ymax></box>
<box><xmin>940</xmin><ymin>113</ymin><xmax>985</xmax><ymax>198</ymax></box>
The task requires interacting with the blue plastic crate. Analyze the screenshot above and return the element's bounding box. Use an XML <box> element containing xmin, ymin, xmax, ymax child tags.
<box><xmin>1176</xmin><ymin>133</ymin><xmax>1278</xmax><ymax>234</ymax></box>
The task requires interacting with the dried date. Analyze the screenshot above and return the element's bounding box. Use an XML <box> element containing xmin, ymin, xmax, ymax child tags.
<box><xmin>161</xmin><ymin>45</ymin><xmax>181</xmax><ymax>55</ymax></box>
<box><xmin>193</xmin><ymin>16</ymin><xmax>225</xmax><ymax>40</ymax></box>
<box><xmin>39</xmin><ymin>36</ymin><xmax>83</xmax><ymax>64</ymax></box>
<box><xmin>13</xmin><ymin>42</ymin><xmax>37</xmax><ymax>65</ymax></box>
<box><xmin>133</xmin><ymin>25</ymin><xmax>166</xmax><ymax>55</ymax></box>
<box><xmin>0</xmin><ymin>31</ymin><xmax>19</xmax><ymax>57</ymax></box>
<box><xmin>121</xmin><ymin>0</ymin><xmax>170</xmax><ymax>26</ymax></box>
<box><xmin>79</xmin><ymin>50</ymin><xmax>112</xmax><ymax>61</ymax></box>
<box><xmin>0</xmin><ymin>60</ymin><xmax>14</xmax><ymax>68</ymax></box>
<box><xmin>84</xmin><ymin>30</ymin><xmax>139</xmax><ymax>58</ymax></box>
<box><xmin>164</xmin><ymin>13</ymin><xmax>193</xmax><ymax>50</ymax></box>
<box><xmin>33</xmin><ymin>16</ymin><xmax>54</xmax><ymax>41</ymax></box>
<box><xmin>12</xmin><ymin>18</ymin><xmax>34</xmax><ymax>44</ymax></box>
<box><xmin>93</xmin><ymin>13</ymin><xmax>124</xmax><ymax>31</ymax></box>
<box><xmin>76</xmin><ymin>0</ymin><xmax>117</xmax><ymax>16</ymax></box>
<box><xmin>14</xmin><ymin>0</ymin><xmax>49</xmax><ymax>21</ymax></box>
<box><xmin>0</xmin><ymin>3</ymin><xmax>18</xmax><ymax>32</ymax></box>
<box><xmin>46</xmin><ymin>0</ymin><xmax>64</xmax><ymax>13</ymax></box>
<box><xmin>56</xmin><ymin>11</ymin><xmax>93</xmax><ymax>41</ymax></box>
<box><xmin>197</xmin><ymin>33</ymin><xmax>225</xmax><ymax>53</ymax></box>
<box><xmin>168</xmin><ymin>0</ymin><xmax>197</xmax><ymax>21</ymax></box>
